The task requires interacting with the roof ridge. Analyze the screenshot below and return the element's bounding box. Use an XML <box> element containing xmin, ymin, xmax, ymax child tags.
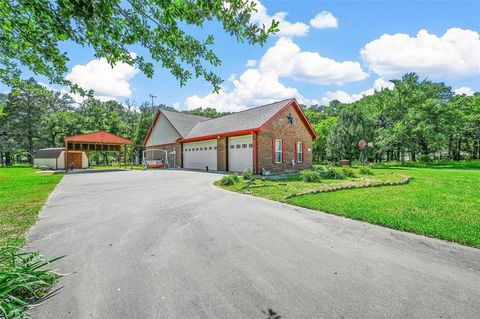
<box><xmin>212</xmin><ymin>98</ymin><xmax>293</xmax><ymax>120</ymax></box>
<box><xmin>196</xmin><ymin>98</ymin><xmax>294</xmax><ymax>124</ymax></box>
<box><xmin>161</xmin><ymin>109</ymin><xmax>210</xmax><ymax>121</ymax></box>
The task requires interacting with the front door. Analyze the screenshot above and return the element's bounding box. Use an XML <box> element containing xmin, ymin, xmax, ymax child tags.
<box><xmin>67</xmin><ymin>153</ymin><xmax>82</xmax><ymax>169</ymax></box>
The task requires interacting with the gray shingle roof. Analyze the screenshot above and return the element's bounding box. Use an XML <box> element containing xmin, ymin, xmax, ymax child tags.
<box><xmin>161</xmin><ymin>109</ymin><xmax>210</xmax><ymax>137</ymax></box>
<box><xmin>35</xmin><ymin>148</ymin><xmax>64</xmax><ymax>159</ymax></box>
<box><xmin>183</xmin><ymin>99</ymin><xmax>293</xmax><ymax>139</ymax></box>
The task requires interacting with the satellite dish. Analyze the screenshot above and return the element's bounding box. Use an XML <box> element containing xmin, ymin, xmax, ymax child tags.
<box><xmin>358</xmin><ymin>139</ymin><xmax>366</xmax><ymax>150</ymax></box>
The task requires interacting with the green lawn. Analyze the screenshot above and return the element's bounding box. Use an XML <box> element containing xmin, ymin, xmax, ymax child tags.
<box><xmin>218</xmin><ymin>167</ymin><xmax>480</xmax><ymax>248</ymax></box>
<box><xmin>0</xmin><ymin>168</ymin><xmax>63</xmax><ymax>247</ymax></box>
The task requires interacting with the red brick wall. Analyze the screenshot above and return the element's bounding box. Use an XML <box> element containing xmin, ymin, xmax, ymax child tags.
<box><xmin>257</xmin><ymin>104</ymin><xmax>313</xmax><ymax>174</ymax></box>
<box><xmin>145</xmin><ymin>144</ymin><xmax>181</xmax><ymax>168</ymax></box>
<box><xmin>217</xmin><ymin>137</ymin><xmax>227</xmax><ymax>171</ymax></box>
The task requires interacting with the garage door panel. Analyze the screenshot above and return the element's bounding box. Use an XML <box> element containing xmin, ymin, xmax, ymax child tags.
<box><xmin>228</xmin><ymin>135</ymin><xmax>253</xmax><ymax>172</ymax></box>
<box><xmin>183</xmin><ymin>139</ymin><xmax>217</xmax><ymax>170</ymax></box>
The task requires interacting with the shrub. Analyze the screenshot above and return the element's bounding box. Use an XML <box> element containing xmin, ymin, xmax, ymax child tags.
<box><xmin>418</xmin><ymin>154</ymin><xmax>433</xmax><ymax>163</ymax></box>
<box><xmin>359</xmin><ymin>166</ymin><xmax>373</xmax><ymax>175</ymax></box>
<box><xmin>0</xmin><ymin>247</ymin><xmax>63</xmax><ymax>319</ymax></box>
<box><xmin>300</xmin><ymin>170</ymin><xmax>322</xmax><ymax>183</ymax></box>
<box><xmin>242</xmin><ymin>168</ymin><xmax>252</xmax><ymax>180</ymax></box>
<box><xmin>341</xmin><ymin>167</ymin><xmax>356</xmax><ymax>178</ymax></box>
<box><xmin>220</xmin><ymin>174</ymin><xmax>239</xmax><ymax>186</ymax></box>
<box><xmin>319</xmin><ymin>167</ymin><xmax>345</xmax><ymax>179</ymax></box>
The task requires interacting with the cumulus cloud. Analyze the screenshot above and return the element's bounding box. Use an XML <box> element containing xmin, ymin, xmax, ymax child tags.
<box><xmin>185</xmin><ymin>68</ymin><xmax>316</xmax><ymax>112</ymax></box>
<box><xmin>361</xmin><ymin>28</ymin><xmax>480</xmax><ymax>79</ymax></box>
<box><xmin>184</xmin><ymin>37</ymin><xmax>368</xmax><ymax>111</ymax></box>
<box><xmin>320</xmin><ymin>77</ymin><xmax>394</xmax><ymax>105</ymax></box>
<box><xmin>250</xmin><ymin>0</ymin><xmax>309</xmax><ymax>38</ymax></box>
<box><xmin>261</xmin><ymin>37</ymin><xmax>367</xmax><ymax>84</ymax></box>
<box><xmin>246</xmin><ymin>59</ymin><xmax>257</xmax><ymax>67</ymax></box>
<box><xmin>66</xmin><ymin>57</ymin><xmax>139</xmax><ymax>98</ymax></box>
<box><xmin>310</xmin><ymin>11</ymin><xmax>338</xmax><ymax>29</ymax></box>
<box><xmin>454</xmin><ymin>86</ymin><xmax>475</xmax><ymax>96</ymax></box>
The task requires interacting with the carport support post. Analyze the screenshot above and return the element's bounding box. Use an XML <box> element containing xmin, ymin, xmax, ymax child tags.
<box><xmin>124</xmin><ymin>144</ymin><xmax>127</xmax><ymax>169</ymax></box>
<box><xmin>64</xmin><ymin>139</ymin><xmax>68</xmax><ymax>172</ymax></box>
<box><xmin>130</xmin><ymin>144</ymin><xmax>134</xmax><ymax>169</ymax></box>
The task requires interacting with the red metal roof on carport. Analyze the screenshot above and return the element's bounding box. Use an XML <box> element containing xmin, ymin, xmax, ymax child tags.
<box><xmin>64</xmin><ymin>131</ymin><xmax>133</xmax><ymax>145</ymax></box>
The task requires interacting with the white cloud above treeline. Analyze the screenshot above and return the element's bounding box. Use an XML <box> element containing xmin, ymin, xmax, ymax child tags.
<box><xmin>361</xmin><ymin>28</ymin><xmax>480</xmax><ymax>79</ymax></box>
<box><xmin>184</xmin><ymin>37</ymin><xmax>368</xmax><ymax>111</ymax></box>
<box><xmin>310</xmin><ymin>11</ymin><xmax>338</xmax><ymax>29</ymax></box>
<box><xmin>320</xmin><ymin>78</ymin><xmax>394</xmax><ymax>105</ymax></box>
<box><xmin>454</xmin><ymin>86</ymin><xmax>475</xmax><ymax>96</ymax></box>
<box><xmin>66</xmin><ymin>57</ymin><xmax>138</xmax><ymax>98</ymax></box>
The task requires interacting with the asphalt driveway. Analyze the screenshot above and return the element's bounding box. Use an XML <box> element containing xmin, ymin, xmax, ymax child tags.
<box><xmin>28</xmin><ymin>170</ymin><xmax>480</xmax><ymax>318</ymax></box>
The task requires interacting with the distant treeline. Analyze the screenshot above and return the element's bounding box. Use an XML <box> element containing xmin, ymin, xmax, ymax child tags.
<box><xmin>304</xmin><ymin>73</ymin><xmax>479</xmax><ymax>163</ymax></box>
<box><xmin>0</xmin><ymin>73</ymin><xmax>478</xmax><ymax>165</ymax></box>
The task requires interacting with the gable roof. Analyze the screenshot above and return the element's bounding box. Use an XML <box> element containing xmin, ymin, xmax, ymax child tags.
<box><xmin>143</xmin><ymin>110</ymin><xmax>209</xmax><ymax>145</ymax></box>
<box><xmin>65</xmin><ymin>131</ymin><xmax>133</xmax><ymax>145</ymax></box>
<box><xmin>35</xmin><ymin>148</ymin><xmax>64</xmax><ymax>159</ymax></box>
<box><xmin>161</xmin><ymin>110</ymin><xmax>210</xmax><ymax>137</ymax></box>
<box><xmin>183</xmin><ymin>99</ymin><xmax>292</xmax><ymax>139</ymax></box>
<box><xmin>143</xmin><ymin>98</ymin><xmax>317</xmax><ymax>145</ymax></box>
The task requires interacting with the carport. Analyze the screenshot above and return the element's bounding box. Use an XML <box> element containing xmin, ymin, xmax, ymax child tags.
<box><xmin>64</xmin><ymin>131</ymin><xmax>133</xmax><ymax>171</ymax></box>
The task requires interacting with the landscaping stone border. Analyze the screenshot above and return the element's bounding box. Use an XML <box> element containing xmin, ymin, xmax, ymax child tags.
<box><xmin>284</xmin><ymin>175</ymin><xmax>411</xmax><ymax>200</ymax></box>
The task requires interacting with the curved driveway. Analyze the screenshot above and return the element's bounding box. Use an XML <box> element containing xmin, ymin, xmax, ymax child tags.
<box><xmin>28</xmin><ymin>170</ymin><xmax>480</xmax><ymax>318</ymax></box>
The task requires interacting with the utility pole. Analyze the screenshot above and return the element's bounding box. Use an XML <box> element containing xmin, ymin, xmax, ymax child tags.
<box><xmin>149</xmin><ymin>94</ymin><xmax>157</xmax><ymax>108</ymax></box>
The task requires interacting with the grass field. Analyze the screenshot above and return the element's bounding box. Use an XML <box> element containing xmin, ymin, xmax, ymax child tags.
<box><xmin>218</xmin><ymin>167</ymin><xmax>480</xmax><ymax>248</ymax></box>
<box><xmin>0</xmin><ymin>167</ymin><xmax>63</xmax><ymax>247</ymax></box>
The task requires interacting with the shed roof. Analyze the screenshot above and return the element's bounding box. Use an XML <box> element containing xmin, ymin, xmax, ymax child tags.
<box><xmin>35</xmin><ymin>148</ymin><xmax>64</xmax><ymax>159</ymax></box>
<box><xmin>65</xmin><ymin>131</ymin><xmax>133</xmax><ymax>145</ymax></box>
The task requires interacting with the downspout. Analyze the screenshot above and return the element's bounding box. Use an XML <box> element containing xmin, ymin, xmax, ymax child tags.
<box><xmin>252</xmin><ymin>130</ymin><xmax>258</xmax><ymax>175</ymax></box>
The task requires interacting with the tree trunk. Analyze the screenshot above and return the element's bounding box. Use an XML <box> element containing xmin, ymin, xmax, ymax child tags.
<box><xmin>411</xmin><ymin>151</ymin><xmax>416</xmax><ymax>162</ymax></box>
<box><xmin>5</xmin><ymin>151</ymin><xmax>11</xmax><ymax>166</ymax></box>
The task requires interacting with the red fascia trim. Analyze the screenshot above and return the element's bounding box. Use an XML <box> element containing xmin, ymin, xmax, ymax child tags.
<box><xmin>301</xmin><ymin>142</ymin><xmax>305</xmax><ymax>163</ymax></box>
<box><xmin>252</xmin><ymin>131</ymin><xmax>258</xmax><ymax>174</ymax></box>
<box><xmin>143</xmin><ymin>111</ymin><xmax>161</xmax><ymax>146</ymax></box>
<box><xmin>295</xmin><ymin>140</ymin><xmax>298</xmax><ymax>162</ymax></box>
<box><xmin>272</xmin><ymin>138</ymin><xmax>275</xmax><ymax>164</ymax></box>
<box><xmin>258</xmin><ymin>99</ymin><xmax>318</xmax><ymax>140</ymax></box>
<box><xmin>178</xmin><ymin>128</ymin><xmax>258</xmax><ymax>143</ymax></box>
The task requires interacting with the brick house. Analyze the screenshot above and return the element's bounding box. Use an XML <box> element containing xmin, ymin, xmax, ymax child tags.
<box><xmin>143</xmin><ymin>98</ymin><xmax>317</xmax><ymax>174</ymax></box>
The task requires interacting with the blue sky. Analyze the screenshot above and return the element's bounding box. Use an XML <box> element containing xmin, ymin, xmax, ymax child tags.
<box><xmin>11</xmin><ymin>0</ymin><xmax>480</xmax><ymax>111</ymax></box>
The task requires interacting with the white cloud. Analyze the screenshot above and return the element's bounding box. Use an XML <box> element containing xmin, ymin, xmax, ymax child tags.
<box><xmin>361</xmin><ymin>28</ymin><xmax>480</xmax><ymax>79</ymax></box>
<box><xmin>454</xmin><ymin>86</ymin><xmax>475</xmax><ymax>96</ymax></box>
<box><xmin>260</xmin><ymin>37</ymin><xmax>368</xmax><ymax>85</ymax></box>
<box><xmin>185</xmin><ymin>68</ymin><xmax>317</xmax><ymax>112</ymax></box>
<box><xmin>66</xmin><ymin>57</ymin><xmax>139</xmax><ymax>98</ymax></box>
<box><xmin>250</xmin><ymin>0</ymin><xmax>309</xmax><ymax>38</ymax></box>
<box><xmin>246</xmin><ymin>59</ymin><xmax>257</xmax><ymax>67</ymax></box>
<box><xmin>320</xmin><ymin>77</ymin><xmax>394</xmax><ymax>105</ymax></box>
<box><xmin>184</xmin><ymin>37</ymin><xmax>368</xmax><ymax>111</ymax></box>
<box><xmin>310</xmin><ymin>11</ymin><xmax>338</xmax><ymax>29</ymax></box>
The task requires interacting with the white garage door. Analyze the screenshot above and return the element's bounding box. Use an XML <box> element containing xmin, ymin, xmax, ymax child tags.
<box><xmin>228</xmin><ymin>135</ymin><xmax>253</xmax><ymax>172</ymax></box>
<box><xmin>183</xmin><ymin>139</ymin><xmax>217</xmax><ymax>170</ymax></box>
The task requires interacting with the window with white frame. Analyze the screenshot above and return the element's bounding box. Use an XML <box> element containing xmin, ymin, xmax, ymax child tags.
<box><xmin>297</xmin><ymin>142</ymin><xmax>303</xmax><ymax>163</ymax></box>
<box><xmin>275</xmin><ymin>139</ymin><xmax>282</xmax><ymax>163</ymax></box>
